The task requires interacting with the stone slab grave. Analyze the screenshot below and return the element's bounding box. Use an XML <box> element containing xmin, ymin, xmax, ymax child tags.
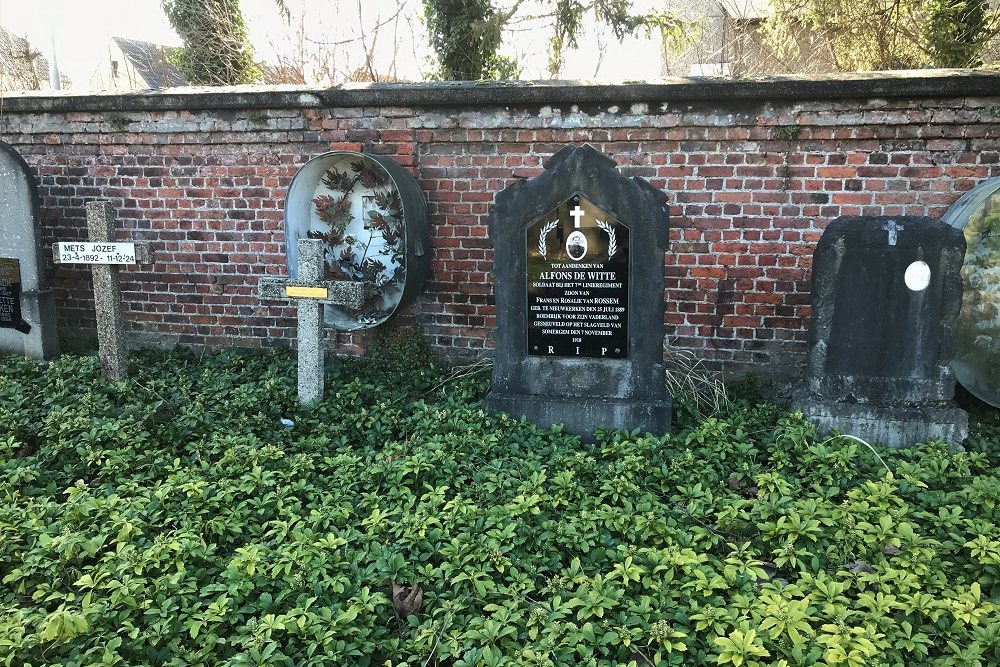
<box><xmin>486</xmin><ymin>144</ymin><xmax>672</xmax><ymax>439</ymax></box>
<box><xmin>795</xmin><ymin>216</ymin><xmax>969</xmax><ymax>448</ymax></box>
<box><xmin>259</xmin><ymin>238</ymin><xmax>371</xmax><ymax>404</ymax></box>
<box><xmin>942</xmin><ymin>177</ymin><xmax>1000</xmax><ymax>407</ymax></box>
<box><xmin>52</xmin><ymin>201</ymin><xmax>154</xmax><ymax>381</ymax></box>
<box><xmin>0</xmin><ymin>141</ymin><xmax>58</xmax><ymax>360</ymax></box>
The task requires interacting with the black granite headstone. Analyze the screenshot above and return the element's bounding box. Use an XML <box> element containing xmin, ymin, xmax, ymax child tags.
<box><xmin>795</xmin><ymin>216</ymin><xmax>968</xmax><ymax>448</ymax></box>
<box><xmin>527</xmin><ymin>193</ymin><xmax>630</xmax><ymax>359</ymax></box>
<box><xmin>486</xmin><ymin>145</ymin><xmax>672</xmax><ymax>439</ymax></box>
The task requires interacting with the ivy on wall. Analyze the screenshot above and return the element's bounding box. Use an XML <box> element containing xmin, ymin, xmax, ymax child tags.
<box><xmin>161</xmin><ymin>0</ymin><xmax>260</xmax><ymax>84</ymax></box>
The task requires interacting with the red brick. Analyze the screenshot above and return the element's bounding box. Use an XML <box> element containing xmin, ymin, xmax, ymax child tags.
<box><xmin>16</xmin><ymin>89</ymin><xmax>996</xmax><ymax>372</ymax></box>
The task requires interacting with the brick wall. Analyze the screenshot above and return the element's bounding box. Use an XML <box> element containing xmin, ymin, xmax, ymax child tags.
<box><xmin>3</xmin><ymin>72</ymin><xmax>999</xmax><ymax>376</ymax></box>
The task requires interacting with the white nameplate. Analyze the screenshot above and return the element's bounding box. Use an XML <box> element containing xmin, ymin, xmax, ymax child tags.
<box><xmin>57</xmin><ymin>242</ymin><xmax>137</xmax><ymax>265</ymax></box>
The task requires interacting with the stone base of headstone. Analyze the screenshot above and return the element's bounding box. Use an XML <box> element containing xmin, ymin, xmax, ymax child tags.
<box><xmin>793</xmin><ymin>396</ymin><xmax>969</xmax><ymax>449</ymax></box>
<box><xmin>487</xmin><ymin>392</ymin><xmax>672</xmax><ymax>441</ymax></box>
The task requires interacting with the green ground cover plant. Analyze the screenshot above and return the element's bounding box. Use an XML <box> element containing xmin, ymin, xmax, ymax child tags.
<box><xmin>1</xmin><ymin>337</ymin><xmax>999</xmax><ymax>667</ymax></box>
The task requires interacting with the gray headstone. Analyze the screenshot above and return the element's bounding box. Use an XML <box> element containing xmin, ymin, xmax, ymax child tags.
<box><xmin>795</xmin><ymin>216</ymin><xmax>969</xmax><ymax>448</ymax></box>
<box><xmin>486</xmin><ymin>145</ymin><xmax>672</xmax><ymax>440</ymax></box>
<box><xmin>0</xmin><ymin>142</ymin><xmax>58</xmax><ymax>360</ymax></box>
<box><xmin>49</xmin><ymin>202</ymin><xmax>155</xmax><ymax>381</ymax></box>
<box><xmin>942</xmin><ymin>178</ymin><xmax>1000</xmax><ymax>407</ymax></box>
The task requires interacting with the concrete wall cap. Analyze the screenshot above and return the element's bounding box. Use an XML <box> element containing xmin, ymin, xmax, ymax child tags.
<box><xmin>2</xmin><ymin>69</ymin><xmax>997</xmax><ymax>112</ymax></box>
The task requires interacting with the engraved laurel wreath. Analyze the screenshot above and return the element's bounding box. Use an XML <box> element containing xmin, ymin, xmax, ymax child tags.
<box><xmin>538</xmin><ymin>220</ymin><xmax>558</xmax><ymax>258</ymax></box>
<box><xmin>596</xmin><ymin>220</ymin><xmax>618</xmax><ymax>258</ymax></box>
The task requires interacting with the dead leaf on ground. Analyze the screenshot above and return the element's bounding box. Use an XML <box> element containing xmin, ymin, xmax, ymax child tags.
<box><xmin>391</xmin><ymin>579</ymin><xmax>423</xmax><ymax>618</ymax></box>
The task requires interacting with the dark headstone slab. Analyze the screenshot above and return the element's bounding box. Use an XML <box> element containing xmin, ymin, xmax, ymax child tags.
<box><xmin>486</xmin><ymin>145</ymin><xmax>672</xmax><ymax>439</ymax></box>
<box><xmin>942</xmin><ymin>177</ymin><xmax>1000</xmax><ymax>407</ymax></box>
<box><xmin>795</xmin><ymin>216</ymin><xmax>968</xmax><ymax>448</ymax></box>
<box><xmin>0</xmin><ymin>142</ymin><xmax>57</xmax><ymax>360</ymax></box>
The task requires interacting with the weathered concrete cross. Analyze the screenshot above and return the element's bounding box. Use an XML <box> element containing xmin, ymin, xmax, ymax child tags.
<box><xmin>259</xmin><ymin>238</ymin><xmax>372</xmax><ymax>404</ymax></box>
<box><xmin>883</xmin><ymin>219</ymin><xmax>905</xmax><ymax>246</ymax></box>
<box><xmin>52</xmin><ymin>201</ymin><xmax>154</xmax><ymax>381</ymax></box>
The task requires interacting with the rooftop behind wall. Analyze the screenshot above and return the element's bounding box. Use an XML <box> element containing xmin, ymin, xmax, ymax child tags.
<box><xmin>3</xmin><ymin>70</ymin><xmax>999</xmax><ymax>376</ymax></box>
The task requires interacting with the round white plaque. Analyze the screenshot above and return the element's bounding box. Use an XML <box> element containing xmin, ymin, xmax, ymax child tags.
<box><xmin>904</xmin><ymin>260</ymin><xmax>931</xmax><ymax>292</ymax></box>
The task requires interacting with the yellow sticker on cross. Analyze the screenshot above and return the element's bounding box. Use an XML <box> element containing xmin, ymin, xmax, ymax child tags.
<box><xmin>285</xmin><ymin>285</ymin><xmax>329</xmax><ymax>299</ymax></box>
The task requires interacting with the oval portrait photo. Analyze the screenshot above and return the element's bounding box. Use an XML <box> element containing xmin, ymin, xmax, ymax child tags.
<box><xmin>566</xmin><ymin>230</ymin><xmax>588</xmax><ymax>261</ymax></box>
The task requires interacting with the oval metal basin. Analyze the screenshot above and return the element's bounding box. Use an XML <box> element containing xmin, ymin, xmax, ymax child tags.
<box><xmin>943</xmin><ymin>177</ymin><xmax>1000</xmax><ymax>407</ymax></box>
<box><xmin>284</xmin><ymin>151</ymin><xmax>429</xmax><ymax>330</ymax></box>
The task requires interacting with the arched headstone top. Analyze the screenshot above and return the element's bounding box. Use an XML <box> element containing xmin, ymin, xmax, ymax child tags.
<box><xmin>943</xmin><ymin>177</ymin><xmax>1000</xmax><ymax>407</ymax></box>
<box><xmin>544</xmin><ymin>143</ymin><xmax>617</xmax><ymax>171</ymax></box>
<box><xmin>0</xmin><ymin>141</ymin><xmax>40</xmax><ymax>221</ymax></box>
<box><xmin>490</xmin><ymin>144</ymin><xmax>669</xmax><ymax>251</ymax></box>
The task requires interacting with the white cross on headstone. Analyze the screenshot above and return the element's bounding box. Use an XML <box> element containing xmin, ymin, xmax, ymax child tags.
<box><xmin>259</xmin><ymin>238</ymin><xmax>373</xmax><ymax>404</ymax></box>
<box><xmin>570</xmin><ymin>205</ymin><xmax>585</xmax><ymax>228</ymax></box>
<box><xmin>883</xmin><ymin>219</ymin><xmax>905</xmax><ymax>246</ymax></box>
<box><xmin>52</xmin><ymin>201</ymin><xmax>154</xmax><ymax>381</ymax></box>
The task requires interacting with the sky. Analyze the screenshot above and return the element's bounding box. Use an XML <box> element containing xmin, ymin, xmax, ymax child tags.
<box><xmin>0</xmin><ymin>0</ymin><xmax>666</xmax><ymax>89</ymax></box>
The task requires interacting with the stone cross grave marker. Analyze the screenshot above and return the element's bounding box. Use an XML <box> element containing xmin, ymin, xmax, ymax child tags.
<box><xmin>259</xmin><ymin>238</ymin><xmax>372</xmax><ymax>404</ymax></box>
<box><xmin>52</xmin><ymin>201</ymin><xmax>154</xmax><ymax>381</ymax></box>
<box><xmin>486</xmin><ymin>144</ymin><xmax>672</xmax><ymax>439</ymax></box>
<box><xmin>794</xmin><ymin>216</ymin><xmax>968</xmax><ymax>448</ymax></box>
<box><xmin>0</xmin><ymin>141</ymin><xmax>58</xmax><ymax>360</ymax></box>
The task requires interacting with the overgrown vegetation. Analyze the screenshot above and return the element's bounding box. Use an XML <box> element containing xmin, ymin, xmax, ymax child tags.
<box><xmin>1</xmin><ymin>341</ymin><xmax>999</xmax><ymax>666</ymax></box>
<box><xmin>763</xmin><ymin>0</ymin><xmax>1000</xmax><ymax>70</ymax></box>
<box><xmin>161</xmin><ymin>0</ymin><xmax>267</xmax><ymax>84</ymax></box>
<box><xmin>421</xmin><ymin>0</ymin><xmax>685</xmax><ymax>79</ymax></box>
<box><xmin>422</xmin><ymin>0</ymin><xmax>520</xmax><ymax>81</ymax></box>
